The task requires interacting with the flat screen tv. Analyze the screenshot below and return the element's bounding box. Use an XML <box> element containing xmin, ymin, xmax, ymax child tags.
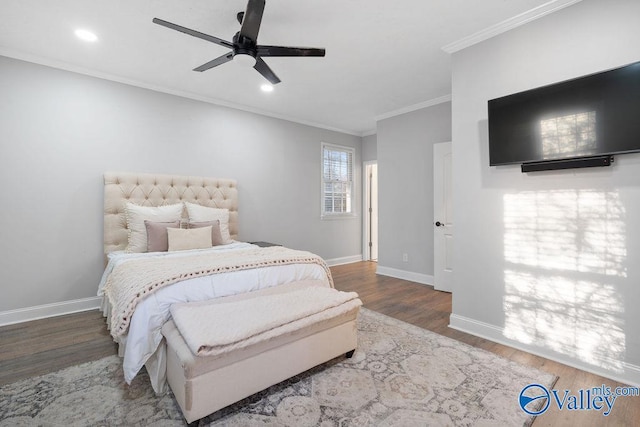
<box><xmin>488</xmin><ymin>61</ymin><xmax>640</xmax><ymax>169</ymax></box>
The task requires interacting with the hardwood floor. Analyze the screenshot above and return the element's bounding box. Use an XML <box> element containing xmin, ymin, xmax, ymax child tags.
<box><xmin>1</xmin><ymin>261</ymin><xmax>637</xmax><ymax>425</ymax></box>
<box><xmin>0</xmin><ymin>309</ymin><xmax>117</xmax><ymax>385</ymax></box>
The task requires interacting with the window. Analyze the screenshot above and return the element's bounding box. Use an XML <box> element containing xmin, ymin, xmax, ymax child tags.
<box><xmin>321</xmin><ymin>143</ymin><xmax>354</xmax><ymax>218</ymax></box>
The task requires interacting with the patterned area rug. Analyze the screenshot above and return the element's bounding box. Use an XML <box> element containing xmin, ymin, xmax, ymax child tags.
<box><xmin>0</xmin><ymin>309</ymin><xmax>556</xmax><ymax>426</ymax></box>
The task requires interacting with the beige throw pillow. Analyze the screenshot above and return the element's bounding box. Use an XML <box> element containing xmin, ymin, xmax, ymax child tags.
<box><xmin>184</xmin><ymin>202</ymin><xmax>232</xmax><ymax>243</ymax></box>
<box><xmin>167</xmin><ymin>226</ymin><xmax>213</xmax><ymax>252</ymax></box>
<box><xmin>188</xmin><ymin>220</ymin><xmax>225</xmax><ymax>246</ymax></box>
<box><xmin>125</xmin><ymin>202</ymin><xmax>183</xmax><ymax>253</ymax></box>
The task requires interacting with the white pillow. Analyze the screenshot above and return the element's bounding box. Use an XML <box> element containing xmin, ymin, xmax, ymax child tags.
<box><xmin>167</xmin><ymin>226</ymin><xmax>213</xmax><ymax>252</ymax></box>
<box><xmin>125</xmin><ymin>202</ymin><xmax>183</xmax><ymax>253</ymax></box>
<box><xmin>184</xmin><ymin>201</ymin><xmax>232</xmax><ymax>243</ymax></box>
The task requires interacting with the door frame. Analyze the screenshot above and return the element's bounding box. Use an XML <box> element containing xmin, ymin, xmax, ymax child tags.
<box><xmin>362</xmin><ymin>160</ymin><xmax>378</xmax><ymax>261</ymax></box>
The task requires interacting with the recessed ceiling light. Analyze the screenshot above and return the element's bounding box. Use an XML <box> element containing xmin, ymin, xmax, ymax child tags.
<box><xmin>261</xmin><ymin>84</ymin><xmax>274</xmax><ymax>93</ymax></box>
<box><xmin>75</xmin><ymin>29</ymin><xmax>98</xmax><ymax>42</ymax></box>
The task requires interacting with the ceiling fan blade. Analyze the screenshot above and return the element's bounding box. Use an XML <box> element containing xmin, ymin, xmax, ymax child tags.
<box><xmin>193</xmin><ymin>52</ymin><xmax>234</xmax><ymax>72</ymax></box>
<box><xmin>257</xmin><ymin>45</ymin><xmax>326</xmax><ymax>57</ymax></box>
<box><xmin>254</xmin><ymin>57</ymin><xmax>281</xmax><ymax>84</ymax></box>
<box><xmin>153</xmin><ymin>18</ymin><xmax>233</xmax><ymax>49</ymax></box>
<box><xmin>239</xmin><ymin>0</ymin><xmax>265</xmax><ymax>41</ymax></box>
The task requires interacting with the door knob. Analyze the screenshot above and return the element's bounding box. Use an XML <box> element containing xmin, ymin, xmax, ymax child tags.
<box><xmin>435</xmin><ymin>221</ymin><xmax>443</xmax><ymax>227</ymax></box>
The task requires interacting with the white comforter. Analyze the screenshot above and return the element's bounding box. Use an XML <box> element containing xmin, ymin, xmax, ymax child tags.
<box><xmin>98</xmin><ymin>242</ymin><xmax>331</xmax><ymax>392</ymax></box>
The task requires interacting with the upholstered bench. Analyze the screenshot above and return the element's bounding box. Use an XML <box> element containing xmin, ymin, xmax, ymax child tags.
<box><xmin>161</xmin><ymin>281</ymin><xmax>361</xmax><ymax>423</ymax></box>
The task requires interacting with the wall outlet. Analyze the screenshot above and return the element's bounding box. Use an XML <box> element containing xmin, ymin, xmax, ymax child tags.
<box><xmin>402</xmin><ymin>253</ymin><xmax>408</xmax><ymax>262</ymax></box>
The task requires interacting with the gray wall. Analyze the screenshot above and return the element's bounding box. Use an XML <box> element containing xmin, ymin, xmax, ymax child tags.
<box><xmin>0</xmin><ymin>56</ymin><xmax>362</xmax><ymax>312</ymax></box>
<box><xmin>362</xmin><ymin>134</ymin><xmax>377</xmax><ymax>162</ymax></box>
<box><xmin>377</xmin><ymin>103</ymin><xmax>452</xmax><ymax>277</ymax></box>
<box><xmin>451</xmin><ymin>0</ymin><xmax>640</xmax><ymax>382</ymax></box>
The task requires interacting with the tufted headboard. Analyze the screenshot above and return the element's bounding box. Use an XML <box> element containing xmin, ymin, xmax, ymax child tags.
<box><xmin>103</xmin><ymin>171</ymin><xmax>238</xmax><ymax>255</ymax></box>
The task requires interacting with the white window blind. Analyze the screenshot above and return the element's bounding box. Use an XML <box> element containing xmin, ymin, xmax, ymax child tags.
<box><xmin>322</xmin><ymin>143</ymin><xmax>354</xmax><ymax>217</ymax></box>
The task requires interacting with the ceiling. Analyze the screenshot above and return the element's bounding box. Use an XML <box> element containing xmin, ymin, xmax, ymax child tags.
<box><xmin>0</xmin><ymin>0</ymin><xmax>579</xmax><ymax>136</ymax></box>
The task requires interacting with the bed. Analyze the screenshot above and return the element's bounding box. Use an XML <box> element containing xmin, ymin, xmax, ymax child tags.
<box><xmin>98</xmin><ymin>171</ymin><xmax>336</xmax><ymax>394</ymax></box>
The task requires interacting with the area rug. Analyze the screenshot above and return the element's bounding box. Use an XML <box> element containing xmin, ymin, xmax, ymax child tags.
<box><xmin>0</xmin><ymin>308</ymin><xmax>556</xmax><ymax>426</ymax></box>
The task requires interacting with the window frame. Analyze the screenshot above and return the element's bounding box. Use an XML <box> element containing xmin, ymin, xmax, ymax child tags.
<box><xmin>321</xmin><ymin>142</ymin><xmax>356</xmax><ymax>220</ymax></box>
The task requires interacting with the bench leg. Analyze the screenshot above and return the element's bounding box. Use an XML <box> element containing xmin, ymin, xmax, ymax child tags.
<box><xmin>345</xmin><ymin>349</ymin><xmax>355</xmax><ymax>358</ymax></box>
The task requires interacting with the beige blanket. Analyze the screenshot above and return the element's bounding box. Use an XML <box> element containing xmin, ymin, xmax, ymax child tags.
<box><xmin>103</xmin><ymin>247</ymin><xmax>334</xmax><ymax>339</ymax></box>
<box><xmin>170</xmin><ymin>286</ymin><xmax>362</xmax><ymax>356</ymax></box>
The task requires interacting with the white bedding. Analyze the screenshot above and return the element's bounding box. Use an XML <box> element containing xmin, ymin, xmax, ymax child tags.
<box><xmin>98</xmin><ymin>242</ymin><xmax>331</xmax><ymax>392</ymax></box>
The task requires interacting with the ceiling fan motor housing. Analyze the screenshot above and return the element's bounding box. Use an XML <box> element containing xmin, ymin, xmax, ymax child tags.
<box><xmin>233</xmin><ymin>32</ymin><xmax>257</xmax><ymax>59</ymax></box>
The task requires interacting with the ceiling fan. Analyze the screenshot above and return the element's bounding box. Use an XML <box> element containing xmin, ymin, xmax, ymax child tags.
<box><xmin>153</xmin><ymin>0</ymin><xmax>326</xmax><ymax>85</ymax></box>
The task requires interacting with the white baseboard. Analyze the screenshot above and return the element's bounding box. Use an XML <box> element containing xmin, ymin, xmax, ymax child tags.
<box><xmin>0</xmin><ymin>296</ymin><xmax>102</xmax><ymax>327</ymax></box>
<box><xmin>449</xmin><ymin>313</ymin><xmax>640</xmax><ymax>387</ymax></box>
<box><xmin>325</xmin><ymin>254</ymin><xmax>363</xmax><ymax>267</ymax></box>
<box><xmin>376</xmin><ymin>265</ymin><xmax>434</xmax><ymax>286</ymax></box>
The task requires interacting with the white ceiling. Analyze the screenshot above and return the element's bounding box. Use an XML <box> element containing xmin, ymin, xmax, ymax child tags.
<box><xmin>0</xmin><ymin>0</ymin><xmax>580</xmax><ymax>136</ymax></box>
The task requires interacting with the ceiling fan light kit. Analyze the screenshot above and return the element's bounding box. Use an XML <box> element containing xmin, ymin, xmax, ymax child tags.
<box><xmin>234</xmin><ymin>52</ymin><xmax>257</xmax><ymax>67</ymax></box>
<box><xmin>153</xmin><ymin>0</ymin><xmax>325</xmax><ymax>85</ymax></box>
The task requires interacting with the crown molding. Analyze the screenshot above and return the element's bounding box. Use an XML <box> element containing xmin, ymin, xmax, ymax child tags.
<box><xmin>0</xmin><ymin>49</ymin><xmax>364</xmax><ymax>137</ymax></box>
<box><xmin>442</xmin><ymin>0</ymin><xmax>584</xmax><ymax>54</ymax></box>
<box><xmin>375</xmin><ymin>94</ymin><xmax>452</xmax><ymax>122</ymax></box>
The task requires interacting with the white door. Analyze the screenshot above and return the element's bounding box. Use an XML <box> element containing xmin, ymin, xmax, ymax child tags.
<box><xmin>433</xmin><ymin>142</ymin><xmax>453</xmax><ymax>292</ymax></box>
<box><xmin>363</xmin><ymin>162</ymin><xmax>378</xmax><ymax>261</ymax></box>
